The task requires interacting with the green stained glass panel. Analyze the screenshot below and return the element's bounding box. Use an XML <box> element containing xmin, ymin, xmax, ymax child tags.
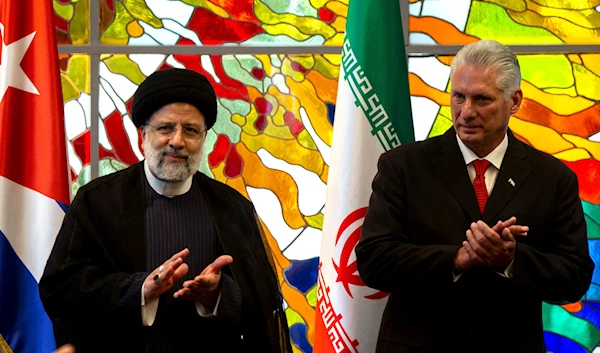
<box><xmin>54</xmin><ymin>0</ymin><xmax>89</xmax><ymax>44</ymax></box>
<box><xmin>99</xmin><ymin>0</ymin><xmax>347</xmax><ymax>46</ymax></box>
<box><xmin>409</xmin><ymin>0</ymin><xmax>600</xmax><ymax>45</ymax></box>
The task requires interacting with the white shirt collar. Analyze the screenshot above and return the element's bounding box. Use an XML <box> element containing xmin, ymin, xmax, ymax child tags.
<box><xmin>456</xmin><ymin>133</ymin><xmax>508</xmax><ymax>170</ymax></box>
<box><xmin>143</xmin><ymin>160</ymin><xmax>193</xmax><ymax>197</ymax></box>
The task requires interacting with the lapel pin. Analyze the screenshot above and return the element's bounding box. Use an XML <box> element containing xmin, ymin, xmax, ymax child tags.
<box><xmin>508</xmin><ymin>178</ymin><xmax>515</xmax><ymax>187</ymax></box>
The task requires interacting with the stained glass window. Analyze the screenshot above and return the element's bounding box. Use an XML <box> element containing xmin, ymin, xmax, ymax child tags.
<box><xmin>100</xmin><ymin>0</ymin><xmax>347</xmax><ymax>46</ymax></box>
<box><xmin>57</xmin><ymin>1</ymin><xmax>600</xmax><ymax>352</ymax></box>
<box><xmin>60</xmin><ymin>54</ymin><xmax>91</xmax><ymax>195</ymax></box>
<box><xmin>409</xmin><ymin>0</ymin><xmax>600</xmax><ymax>45</ymax></box>
<box><xmin>409</xmin><ymin>53</ymin><xmax>600</xmax><ymax>352</ymax></box>
<box><xmin>84</xmin><ymin>53</ymin><xmax>339</xmax><ymax>350</ymax></box>
<box><xmin>54</xmin><ymin>0</ymin><xmax>89</xmax><ymax>44</ymax></box>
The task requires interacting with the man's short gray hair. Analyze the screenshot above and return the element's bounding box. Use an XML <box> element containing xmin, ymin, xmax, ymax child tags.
<box><xmin>450</xmin><ymin>40</ymin><xmax>521</xmax><ymax>101</ymax></box>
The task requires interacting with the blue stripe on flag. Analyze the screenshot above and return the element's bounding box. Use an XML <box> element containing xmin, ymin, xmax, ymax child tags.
<box><xmin>0</xmin><ymin>230</ymin><xmax>56</xmax><ymax>353</ymax></box>
<box><xmin>56</xmin><ymin>201</ymin><xmax>68</xmax><ymax>214</ymax></box>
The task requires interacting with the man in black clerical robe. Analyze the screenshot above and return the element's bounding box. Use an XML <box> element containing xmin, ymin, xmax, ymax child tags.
<box><xmin>39</xmin><ymin>68</ymin><xmax>292</xmax><ymax>353</ymax></box>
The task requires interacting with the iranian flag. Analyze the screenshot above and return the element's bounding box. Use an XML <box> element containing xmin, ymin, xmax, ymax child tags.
<box><xmin>314</xmin><ymin>0</ymin><xmax>414</xmax><ymax>351</ymax></box>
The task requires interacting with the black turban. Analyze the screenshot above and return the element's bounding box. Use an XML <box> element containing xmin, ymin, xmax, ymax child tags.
<box><xmin>131</xmin><ymin>68</ymin><xmax>217</xmax><ymax>129</ymax></box>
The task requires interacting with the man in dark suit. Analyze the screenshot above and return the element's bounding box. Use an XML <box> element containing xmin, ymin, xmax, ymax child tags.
<box><xmin>39</xmin><ymin>69</ymin><xmax>292</xmax><ymax>353</ymax></box>
<box><xmin>355</xmin><ymin>40</ymin><xmax>594</xmax><ymax>353</ymax></box>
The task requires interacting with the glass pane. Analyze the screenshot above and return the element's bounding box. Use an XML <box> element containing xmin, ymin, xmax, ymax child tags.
<box><xmin>54</xmin><ymin>0</ymin><xmax>90</xmax><ymax>44</ymax></box>
<box><xmin>409</xmin><ymin>0</ymin><xmax>600</xmax><ymax>45</ymax></box>
<box><xmin>409</xmin><ymin>53</ymin><xmax>600</xmax><ymax>352</ymax></box>
<box><xmin>100</xmin><ymin>0</ymin><xmax>347</xmax><ymax>46</ymax></box>
<box><xmin>61</xmin><ymin>53</ymin><xmax>91</xmax><ymax>197</ymax></box>
<box><xmin>98</xmin><ymin>53</ymin><xmax>339</xmax><ymax>351</ymax></box>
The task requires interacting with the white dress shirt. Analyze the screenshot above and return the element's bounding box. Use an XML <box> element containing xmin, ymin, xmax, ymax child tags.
<box><xmin>453</xmin><ymin>134</ymin><xmax>514</xmax><ymax>281</ymax></box>
<box><xmin>141</xmin><ymin>160</ymin><xmax>222</xmax><ymax>326</ymax></box>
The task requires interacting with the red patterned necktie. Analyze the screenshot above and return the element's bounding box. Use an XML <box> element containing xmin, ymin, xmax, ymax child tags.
<box><xmin>472</xmin><ymin>159</ymin><xmax>491</xmax><ymax>214</ymax></box>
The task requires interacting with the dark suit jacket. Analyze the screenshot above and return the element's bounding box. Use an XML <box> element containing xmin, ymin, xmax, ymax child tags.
<box><xmin>39</xmin><ymin>162</ymin><xmax>290</xmax><ymax>353</ymax></box>
<box><xmin>356</xmin><ymin>129</ymin><xmax>594</xmax><ymax>353</ymax></box>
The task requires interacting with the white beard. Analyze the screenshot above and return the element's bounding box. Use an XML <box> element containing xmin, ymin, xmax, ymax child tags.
<box><xmin>143</xmin><ymin>139</ymin><xmax>203</xmax><ymax>183</ymax></box>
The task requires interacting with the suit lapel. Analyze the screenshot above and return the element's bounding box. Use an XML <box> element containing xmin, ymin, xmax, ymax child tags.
<box><xmin>433</xmin><ymin>129</ymin><xmax>482</xmax><ymax>221</ymax></box>
<box><xmin>483</xmin><ymin>132</ymin><xmax>532</xmax><ymax>223</ymax></box>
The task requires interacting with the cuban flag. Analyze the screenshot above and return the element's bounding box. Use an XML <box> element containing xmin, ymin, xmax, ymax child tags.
<box><xmin>0</xmin><ymin>1</ymin><xmax>70</xmax><ymax>352</ymax></box>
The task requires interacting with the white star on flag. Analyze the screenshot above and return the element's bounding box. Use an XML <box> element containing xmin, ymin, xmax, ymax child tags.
<box><xmin>0</xmin><ymin>22</ymin><xmax>40</xmax><ymax>103</ymax></box>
